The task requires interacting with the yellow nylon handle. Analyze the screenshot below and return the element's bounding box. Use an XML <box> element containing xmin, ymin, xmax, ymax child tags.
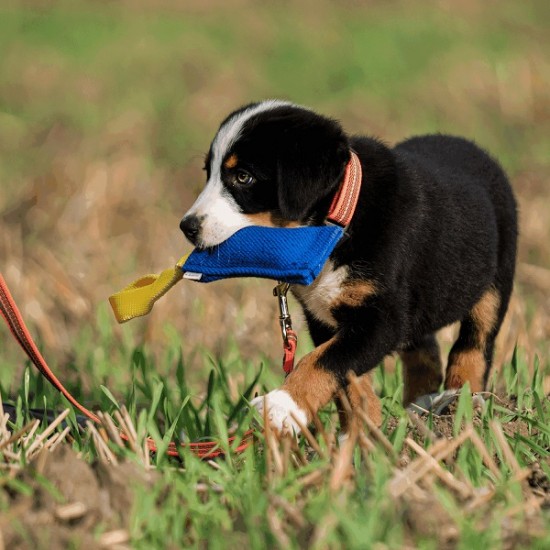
<box><xmin>109</xmin><ymin>254</ymin><xmax>190</xmax><ymax>323</ymax></box>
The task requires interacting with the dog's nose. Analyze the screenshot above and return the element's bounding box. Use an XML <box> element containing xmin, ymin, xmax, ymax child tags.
<box><xmin>180</xmin><ymin>214</ymin><xmax>201</xmax><ymax>244</ymax></box>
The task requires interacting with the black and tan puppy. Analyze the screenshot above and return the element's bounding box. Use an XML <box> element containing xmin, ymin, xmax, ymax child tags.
<box><xmin>180</xmin><ymin>100</ymin><xmax>517</xmax><ymax>435</ymax></box>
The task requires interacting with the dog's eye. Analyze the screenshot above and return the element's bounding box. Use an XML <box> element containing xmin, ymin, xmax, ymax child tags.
<box><xmin>234</xmin><ymin>170</ymin><xmax>255</xmax><ymax>186</ymax></box>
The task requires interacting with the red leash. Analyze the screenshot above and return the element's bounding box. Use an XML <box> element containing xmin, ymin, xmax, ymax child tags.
<box><xmin>0</xmin><ymin>151</ymin><xmax>363</xmax><ymax>457</ymax></box>
<box><xmin>0</xmin><ymin>274</ymin><xmax>253</xmax><ymax>459</ymax></box>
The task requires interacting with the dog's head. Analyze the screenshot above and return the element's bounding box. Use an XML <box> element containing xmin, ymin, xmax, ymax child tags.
<box><xmin>180</xmin><ymin>100</ymin><xmax>350</xmax><ymax>248</ymax></box>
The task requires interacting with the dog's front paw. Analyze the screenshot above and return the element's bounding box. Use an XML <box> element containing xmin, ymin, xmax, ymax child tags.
<box><xmin>250</xmin><ymin>390</ymin><xmax>308</xmax><ymax>436</ymax></box>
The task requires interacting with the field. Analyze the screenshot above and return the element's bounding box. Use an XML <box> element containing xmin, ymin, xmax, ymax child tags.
<box><xmin>0</xmin><ymin>0</ymin><xmax>549</xmax><ymax>547</ymax></box>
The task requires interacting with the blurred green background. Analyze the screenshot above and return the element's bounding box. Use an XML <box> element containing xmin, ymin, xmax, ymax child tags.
<box><xmin>1</xmin><ymin>0</ymin><xmax>549</xmax><ymax>390</ymax></box>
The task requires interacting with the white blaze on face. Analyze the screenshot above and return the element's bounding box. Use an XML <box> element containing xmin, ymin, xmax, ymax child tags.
<box><xmin>184</xmin><ymin>99</ymin><xmax>294</xmax><ymax>247</ymax></box>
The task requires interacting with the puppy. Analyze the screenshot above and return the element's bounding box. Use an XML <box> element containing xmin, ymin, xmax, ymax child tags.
<box><xmin>180</xmin><ymin>100</ymin><xmax>517</xmax><ymax>436</ymax></box>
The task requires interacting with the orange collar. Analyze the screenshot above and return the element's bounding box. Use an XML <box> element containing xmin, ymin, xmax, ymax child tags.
<box><xmin>326</xmin><ymin>150</ymin><xmax>362</xmax><ymax>227</ymax></box>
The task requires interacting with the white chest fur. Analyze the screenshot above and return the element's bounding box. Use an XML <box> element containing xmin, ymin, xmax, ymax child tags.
<box><xmin>291</xmin><ymin>261</ymin><xmax>348</xmax><ymax>329</ymax></box>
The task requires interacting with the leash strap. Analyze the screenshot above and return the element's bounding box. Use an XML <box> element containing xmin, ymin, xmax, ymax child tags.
<box><xmin>327</xmin><ymin>150</ymin><xmax>362</xmax><ymax>227</ymax></box>
<box><xmin>0</xmin><ymin>274</ymin><xmax>100</xmax><ymax>423</ymax></box>
<box><xmin>282</xmin><ymin>329</ymin><xmax>297</xmax><ymax>375</ymax></box>
<box><xmin>0</xmin><ymin>274</ymin><xmax>253</xmax><ymax>458</ymax></box>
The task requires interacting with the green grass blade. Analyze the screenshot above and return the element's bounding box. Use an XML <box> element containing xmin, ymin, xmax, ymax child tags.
<box><xmin>100</xmin><ymin>384</ymin><xmax>121</xmax><ymax>411</ymax></box>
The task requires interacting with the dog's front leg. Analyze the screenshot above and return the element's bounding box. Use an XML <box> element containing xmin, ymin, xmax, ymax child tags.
<box><xmin>251</xmin><ymin>339</ymin><xmax>338</xmax><ymax>435</ymax></box>
<box><xmin>252</xmin><ymin>302</ymin><xmax>403</xmax><ymax>435</ymax></box>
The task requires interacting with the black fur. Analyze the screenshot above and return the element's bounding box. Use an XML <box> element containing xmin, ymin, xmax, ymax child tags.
<box><xmin>221</xmin><ymin>105</ymin><xmax>350</xmax><ymax>223</ymax></box>
<box><xmin>321</xmin><ymin>132</ymin><xmax>517</xmax><ymax>387</ymax></box>
<box><xmin>193</xmin><ymin>103</ymin><xmax>518</xmax><ymax>401</ymax></box>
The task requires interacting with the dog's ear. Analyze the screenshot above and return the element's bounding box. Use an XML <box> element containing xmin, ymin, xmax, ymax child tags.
<box><xmin>276</xmin><ymin>118</ymin><xmax>350</xmax><ymax>222</ymax></box>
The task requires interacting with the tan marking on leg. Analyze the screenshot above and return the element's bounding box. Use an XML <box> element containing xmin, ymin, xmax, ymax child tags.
<box><xmin>331</xmin><ymin>280</ymin><xmax>377</xmax><ymax>309</ymax></box>
<box><xmin>400</xmin><ymin>348</ymin><xmax>443</xmax><ymax>405</ymax></box>
<box><xmin>282</xmin><ymin>339</ymin><xmax>338</xmax><ymax>421</ymax></box>
<box><xmin>445</xmin><ymin>348</ymin><xmax>485</xmax><ymax>392</ymax></box>
<box><xmin>245</xmin><ymin>212</ymin><xmax>302</xmax><ymax>228</ymax></box>
<box><xmin>444</xmin><ymin>288</ymin><xmax>500</xmax><ymax>393</ymax></box>
<box><xmin>336</xmin><ymin>373</ymin><xmax>382</xmax><ymax>434</ymax></box>
<box><xmin>471</xmin><ymin>287</ymin><xmax>500</xmax><ymax>346</ymax></box>
<box><xmin>224</xmin><ymin>154</ymin><xmax>238</xmax><ymax>169</ymax></box>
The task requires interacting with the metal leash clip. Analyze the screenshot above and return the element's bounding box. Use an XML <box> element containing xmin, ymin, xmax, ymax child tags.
<box><xmin>273</xmin><ymin>282</ymin><xmax>293</xmax><ymax>345</ymax></box>
<box><xmin>273</xmin><ymin>281</ymin><xmax>297</xmax><ymax>375</ymax></box>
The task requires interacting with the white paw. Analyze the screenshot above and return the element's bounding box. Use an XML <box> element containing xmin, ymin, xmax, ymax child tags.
<box><xmin>250</xmin><ymin>390</ymin><xmax>308</xmax><ymax>436</ymax></box>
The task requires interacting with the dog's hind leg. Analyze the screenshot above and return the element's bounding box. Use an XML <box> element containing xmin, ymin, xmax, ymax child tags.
<box><xmin>445</xmin><ymin>287</ymin><xmax>502</xmax><ymax>392</ymax></box>
<box><xmin>399</xmin><ymin>333</ymin><xmax>443</xmax><ymax>406</ymax></box>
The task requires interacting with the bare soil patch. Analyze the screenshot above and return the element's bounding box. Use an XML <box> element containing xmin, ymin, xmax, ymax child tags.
<box><xmin>1</xmin><ymin>445</ymin><xmax>156</xmax><ymax>549</ymax></box>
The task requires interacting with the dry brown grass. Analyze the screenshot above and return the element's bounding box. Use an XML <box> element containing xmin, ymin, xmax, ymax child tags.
<box><xmin>1</xmin><ymin>126</ymin><xmax>548</xmax><ymax>379</ymax></box>
<box><xmin>0</xmin><ymin>0</ymin><xmax>548</xmax><ymax>379</ymax></box>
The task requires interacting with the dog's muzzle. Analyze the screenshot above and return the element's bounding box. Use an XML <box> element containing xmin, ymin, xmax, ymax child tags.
<box><xmin>180</xmin><ymin>214</ymin><xmax>202</xmax><ymax>245</ymax></box>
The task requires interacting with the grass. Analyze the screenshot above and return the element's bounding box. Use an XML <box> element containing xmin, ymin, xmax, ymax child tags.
<box><xmin>1</xmin><ymin>0</ymin><xmax>549</xmax><ymax>547</ymax></box>
<box><xmin>0</xmin><ymin>327</ymin><xmax>549</xmax><ymax>547</ymax></box>
<box><xmin>1</xmin><ymin>0</ymin><xmax>548</xmax><ymax>184</ymax></box>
